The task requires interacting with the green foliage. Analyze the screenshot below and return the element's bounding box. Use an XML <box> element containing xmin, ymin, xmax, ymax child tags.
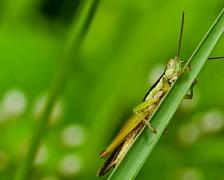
<box><xmin>0</xmin><ymin>1</ymin><xmax>224</xmax><ymax>180</ymax></box>
<box><xmin>13</xmin><ymin>0</ymin><xmax>100</xmax><ymax>180</ymax></box>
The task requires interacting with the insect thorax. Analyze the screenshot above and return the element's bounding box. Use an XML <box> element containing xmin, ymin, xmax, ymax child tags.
<box><xmin>145</xmin><ymin>78</ymin><xmax>164</xmax><ymax>101</ymax></box>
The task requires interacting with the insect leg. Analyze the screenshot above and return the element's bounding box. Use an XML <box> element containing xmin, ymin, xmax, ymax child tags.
<box><xmin>134</xmin><ymin>112</ymin><xmax>157</xmax><ymax>133</ymax></box>
<box><xmin>184</xmin><ymin>79</ymin><xmax>197</xmax><ymax>99</ymax></box>
<box><xmin>163</xmin><ymin>128</ymin><xmax>168</xmax><ymax>135</ymax></box>
<box><xmin>180</xmin><ymin>60</ymin><xmax>192</xmax><ymax>73</ymax></box>
<box><xmin>110</xmin><ymin>125</ymin><xmax>142</xmax><ymax>167</ymax></box>
<box><xmin>97</xmin><ymin>142</ymin><xmax>124</xmax><ymax>176</ymax></box>
<box><xmin>133</xmin><ymin>99</ymin><xmax>159</xmax><ymax>133</ymax></box>
<box><xmin>133</xmin><ymin>98</ymin><xmax>159</xmax><ymax>113</ymax></box>
<box><xmin>180</xmin><ymin>60</ymin><xmax>188</xmax><ymax>64</ymax></box>
<box><xmin>142</xmin><ymin>118</ymin><xmax>157</xmax><ymax>133</ymax></box>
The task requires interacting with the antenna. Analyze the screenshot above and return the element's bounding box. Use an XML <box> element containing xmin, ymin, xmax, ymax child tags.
<box><xmin>176</xmin><ymin>12</ymin><xmax>185</xmax><ymax>58</ymax></box>
<box><xmin>208</xmin><ymin>56</ymin><xmax>224</xmax><ymax>60</ymax></box>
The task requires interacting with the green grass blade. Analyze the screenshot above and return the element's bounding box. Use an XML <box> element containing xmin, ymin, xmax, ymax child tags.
<box><xmin>13</xmin><ymin>1</ymin><xmax>100</xmax><ymax>180</ymax></box>
<box><xmin>108</xmin><ymin>8</ymin><xmax>224</xmax><ymax>180</ymax></box>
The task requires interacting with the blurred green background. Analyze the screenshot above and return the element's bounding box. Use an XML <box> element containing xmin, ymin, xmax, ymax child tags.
<box><xmin>0</xmin><ymin>0</ymin><xmax>224</xmax><ymax>179</ymax></box>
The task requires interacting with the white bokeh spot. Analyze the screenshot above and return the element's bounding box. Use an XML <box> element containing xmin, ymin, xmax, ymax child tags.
<box><xmin>200</xmin><ymin>110</ymin><xmax>224</xmax><ymax>133</ymax></box>
<box><xmin>2</xmin><ymin>89</ymin><xmax>27</xmax><ymax>116</ymax></box>
<box><xmin>179</xmin><ymin>167</ymin><xmax>204</xmax><ymax>180</ymax></box>
<box><xmin>178</xmin><ymin>123</ymin><xmax>200</xmax><ymax>145</ymax></box>
<box><xmin>59</xmin><ymin>154</ymin><xmax>82</xmax><ymax>176</ymax></box>
<box><xmin>61</xmin><ymin>124</ymin><xmax>86</xmax><ymax>147</ymax></box>
<box><xmin>34</xmin><ymin>145</ymin><xmax>49</xmax><ymax>166</ymax></box>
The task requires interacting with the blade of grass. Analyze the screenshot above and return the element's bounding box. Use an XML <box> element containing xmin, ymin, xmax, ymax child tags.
<box><xmin>108</xmin><ymin>8</ymin><xmax>224</xmax><ymax>180</ymax></box>
<box><xmin>13</xmin><ymin>0</ymin><xmax>100</xmax><ymax>179</ymax></box>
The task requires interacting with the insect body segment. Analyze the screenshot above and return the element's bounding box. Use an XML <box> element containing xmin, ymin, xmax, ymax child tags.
<box><xmin>99</xmin><ymin>114</ymin><xmax>143</xmax><ymax>159</ymax></box>
<box><xmin>98</xmin><ymin>57</ymin><xmax>184</xmax><ymax>176</ymax></box>
<box><xmin>164</xmin><ymin>57</ymin><xmax>182</xmax><ymax>83</ymax></box>
<box><xmin>97</xmin><ymin>123</ymin><xmax>144</xmax><ymax>177</ymax></box>
<box><xmin>108</xmin><ymin>124</ymin><xmax>143</xmax><ymax>166</ymax></box>
<box><xmin>97</xmin><ymin>12</ymin><xmax>188</xmax><ymax>177</ymax></box>
<box><xmin>99</xmin><ymin>61</ymin><xmax>181</xmax><ymax>160</ymax></box>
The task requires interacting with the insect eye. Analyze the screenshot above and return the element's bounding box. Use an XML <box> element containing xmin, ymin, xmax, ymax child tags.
<box><xmin>169</xmin><ymin>79</ymin><xmax>174</xmax><ymax>83</ymax></box>
<box><xmin>167</xmin><ymin>63</ymin><xmax>172</xmax><ymax>68</ymax></box>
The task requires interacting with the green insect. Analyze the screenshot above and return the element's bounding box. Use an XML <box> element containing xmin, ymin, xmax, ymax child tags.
<box><xmin>97</xmin><ymin>12</ymin><xmax>223</xmax><ymax>177</ymax></box>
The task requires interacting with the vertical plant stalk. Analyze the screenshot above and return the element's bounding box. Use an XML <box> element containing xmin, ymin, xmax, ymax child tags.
<box><xmin>108</xmin><ymin>8</ymin><xmax>224</xmax><ymax>180</ymax></box>
<box><xmin>13</xmin><ymin>0</ymin><xmax>100</xmax><ymax>179</ymax></box>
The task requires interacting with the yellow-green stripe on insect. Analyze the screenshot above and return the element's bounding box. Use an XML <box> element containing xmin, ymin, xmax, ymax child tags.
<box><xmin>97</xmin><ymin>12</ymin><xmax>224</xmax><ymax>177</ymax></box>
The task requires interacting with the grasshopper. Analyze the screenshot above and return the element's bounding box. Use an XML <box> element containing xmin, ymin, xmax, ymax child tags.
<box><xmin>97</xmin><ymin>12</ymin><xmax>223</xmax><ymax>177</ymax></box>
